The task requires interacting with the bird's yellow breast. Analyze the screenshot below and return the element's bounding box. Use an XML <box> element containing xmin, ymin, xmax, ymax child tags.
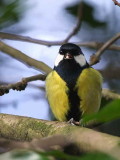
<box><xmin>45</xmin><ymin>68</ymin><xmax>102</xmax><ymax>121</ymax></box>
<box><xmin>75</xmin><ymin>68</ymin><xmax>102</xmax><ymax>116</ymax></box>
<box><xmin>45</xmin><ymin>71</ymin><xmax>69</xmax><ymax>121</ymax></box>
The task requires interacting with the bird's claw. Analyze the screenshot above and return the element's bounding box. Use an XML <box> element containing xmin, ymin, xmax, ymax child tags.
<box><xmin>67</xmin><ymin>118</ymin><xmax>80</xmax><ymax>126</ymax></box>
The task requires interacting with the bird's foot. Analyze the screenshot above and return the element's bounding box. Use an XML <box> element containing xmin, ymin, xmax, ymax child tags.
<box><xmin>67</xmin><ymin>118</ymin><xmax>80</xmax><ymax>126</ymax></box>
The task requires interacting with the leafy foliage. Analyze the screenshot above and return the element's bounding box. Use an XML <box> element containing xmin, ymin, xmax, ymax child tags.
<box><xmin>41</xmin><ymin>150</ymin><xmax>115</xmax><ymax>160</ymax></box>
<box><xmin>100</xmin><ymin>97</ymin><xmax>113</xmax><ymax>109</ymax></box>
<box><xmin>0</xmin><ymin>150</ymin><xmax>115</xmax><ymax>160</ymax></box>
<box><xmin>82</xmin><ymin>99</ymin><xmax>120</xmax><ymax>125</ymax></box>
<box><xmin>0</xmin><ymin>0</ymin><xmax>24</xmax><ymax>29</ymax></box>
<box><xmin>66</xmin><ymin>2</ymin><xmax>106</xmax><ymax>27</ymax></box>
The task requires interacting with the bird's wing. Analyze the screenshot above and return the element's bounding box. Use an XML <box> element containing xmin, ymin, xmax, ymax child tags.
<box><xmin>45</xmin><ymin>71</ymin><xmax>69</xmax><ymax>121</ymax></box>
<box><xmin>75</xmin><ymin>68</ymin><xmax>103</xmax><ymax>115</ymax></box>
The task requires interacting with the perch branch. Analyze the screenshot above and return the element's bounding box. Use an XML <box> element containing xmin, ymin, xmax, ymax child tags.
<box><xmin>112</xmin><ymin>0</ymin><xmax>120</xmax><ymax>6</ymax></box>
<box><xmin>0</xmin><ymin>41</ymin><xmax>52</xmax><ymax>73</ymax></box>
<box><xmin>89</xmin><ymin>33</ymin><xmax>120</xmax><ymax>66</ymax></box>
<box><xmin>0</xmin><ymin>74</ymin><xmax>46</xmax><ymax>96</ymax></box>
<box><xmin>0</xmin><ymin>113</ymin><xmax>120</xmax><ymax>159</ymax></box>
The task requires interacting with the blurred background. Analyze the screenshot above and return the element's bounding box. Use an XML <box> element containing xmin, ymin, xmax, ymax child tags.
<box><xmin>0</xmin><ymin>0</ymin><xmax>120</xmax><ymax>135</ymax></box>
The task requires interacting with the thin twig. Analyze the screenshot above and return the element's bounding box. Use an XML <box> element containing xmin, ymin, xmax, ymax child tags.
<box><xmin>0</xmin><ymin>2</ymin><xmax>83</xmax><ymax>46</ymax></box>
<box><xmin>76</xmin><ymin>41</ymin><xmax>120</xmax><ymax>51</ymax></box>
<box><xmin>0</xmin><ymin>32</ymin><xmax>63</xmax><ymax>46</ymax></box>
<box><xmin>112</xmin><ymin>0</ymin><xmax>120</xmax><ymax>7</ymax></box>
<box><xmin>1</xmin><ymin>72</ymin><xmax>120</xmax><ymax>101</ymax></box>
<box><xmin>23</xmin><ymin>74</ymin><xmax>46</xmax><ymax>82</ymax></box>
<box><xmin>99</xmin><ymin>64</ymin><xmax>120</xmax><ymax>80</ymax></box>
<box><xmin>89</xmin><ymin>33</ymin><xmax>120</xmax><ymax>66</ymax></box>
<box><xmin>0</xmin><ymin>74</ymin><xmax>46</xmax><ymax>96</ymax></box>
<box><xmin>0</xmin><ymin>41</ymin><xmax>52</xmax><ymax>73</ymax></box>
<box><xmin>1</xmin><ymin>32</ymin><xmax>120</xmax><ymax>51</ymax></box>
<box><xmin>1</xmin><ymin>36</ymin><xmax>120</xmax><ymax>100</ymax></box>
<box><xmin>63</xmin><ymin>2</ymin><xmax>83</xmax><ymax>43</ymax></box>
<box><xmin>102</xmin><ymin>88</ymin><xmax>120</xmax><ymax>100</ymax></box>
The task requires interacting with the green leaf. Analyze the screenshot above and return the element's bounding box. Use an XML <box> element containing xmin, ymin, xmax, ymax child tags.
<box><xmin>0</xmin><ymin>150</ymin><xmax>115</xmax><ymax>160</ymax></box>
<box><xmin>79</xmin><ymin>152</ymin><xmax>115</xmax><ymax>160</ymax></box>
<box><xmin>100</xmin><ymin>97</ymin><xmax>113</xmax><ymax>109</ymax></box>
<box><xmin>0</xmin><ymin>0</ymin><xmax>24</xmax><ymax>29</ymax></box>
<box><xmin>40</xmin><ymin>150</ymin><xmax>115</xmax><ymax>160</ymax></box>
<box><xmin>82</xmin><ymin>99</ymin><xmax>120</xmax><ymax>125</ymax></box>
<box><xmin>0</xmin><ymin>150</ymin><xmax>50</xmax><ymax>160</ymax></box>
<box><xmin>66</xmin><ymin>2</ymin><xmax>106</xmax><ymax>27</ymax></box>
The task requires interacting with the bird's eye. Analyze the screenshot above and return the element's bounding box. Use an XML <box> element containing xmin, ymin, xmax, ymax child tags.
<box><xmin>60</xmin><ymin>50</ymin><xmax>63</xmax><ymax>54</ymax></box>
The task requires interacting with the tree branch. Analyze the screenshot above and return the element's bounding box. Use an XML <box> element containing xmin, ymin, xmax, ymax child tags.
<box><xmin>0</xmin><ymin>74</ymin><xmax>46</xmax><ymax>96</ymax></box>
<box><xmin>90</xmin><ymin>33</ymin><xmax>120</xmax><ymax>66</ymax></box>
<box><xmin>112</xmin><ymin>0</ymin><xmax>120</xmax><ymax>7</ymax></box>
<box><xmin>0</xmin><ymin>2</ymin><xmax>83</xmax><ymax>46</ymax></box>
<box><xmin>63</xmin><ymin>2</ymin><xmax>83</xmax><ymax>43</ymax></box>
<box><xmin>1</xmin><ymin>72</ymin><xmax>120</xmax><ymax>101</ymax></box>
<box><xmin>102</xmin><ymin>88</ymin><xmax>120</xmax><ymax>100</ymax></box>
<box><xmin>0</xmin><ymin>32</ymin><xmax>64</xmax><ymax>46</ymax></box>
<box><xmin>0</xmin><ymin>135</ymin><xmax>68</xmax><ymax>153</ymax></box>
<box><xmin>0</xmin><ymin>113</ymin><xmax>120</xmax><ymax>159</ymax></box>
<box><xmin>76</xmin><ymin>41</ymin><xmax>120</xmax><ymax>51</ymax></box>
<box><xmin>0</xmin><ymin>41</ymin><xmax>52</xmax><ymax>73</ymax></box>
<box><xmin>1</xmin><ymin>32</ymin><xmax>120</xmax><ymax>51</ymax></box>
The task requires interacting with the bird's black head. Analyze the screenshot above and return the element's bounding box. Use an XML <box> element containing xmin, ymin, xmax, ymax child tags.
<box><xmin>54</xmin><ymin>43</ymin><xmax>88</xmax><ymax>67</ymax></box>
<box><xmin>59</xmin><ymin>43</ymin><xmax>82</xmax><ymax>57</ymax></box>
<box><xmin>54</xmin><ymin>43</ymin><xmax>89</xmax><ymax>88</ymax></box>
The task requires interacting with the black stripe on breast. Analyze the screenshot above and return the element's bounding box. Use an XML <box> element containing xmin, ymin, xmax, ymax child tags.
<box><xmin>54</xmin><ymin>59</ymin><xmax>89</xmax><ymax>121</ymax></box>
<box><xmin>66</xmin><ymin>88</ymin><xmax>81</xmax><ymax>121</ymax></box>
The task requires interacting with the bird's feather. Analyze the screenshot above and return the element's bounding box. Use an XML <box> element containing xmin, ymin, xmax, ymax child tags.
<box><xmin>46</xmin><ymin>68</ymin><xmax>102</xmax><ymax>121</ymax></box>
<box><xmin>46</xmin><ymin>71</ymin><xmax>69</xmax><ymax>121</ymax></box>
<box><xmin>76</xmin><ymin>68</ymin><xmax>102</xmax><ymax>115</ymax></box>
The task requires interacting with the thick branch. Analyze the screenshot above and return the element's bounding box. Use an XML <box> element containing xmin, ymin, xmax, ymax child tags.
<box><xmin>0</xmin><ymin>113</ymin><xmax>120</xmax><ymax>159</ymax></box>
<box><xmin>0</xmin><ymin>74</ymin><xmax>46</xmax><ymax>96</ymax></box>
<box><xmin>0</xmin><ymin>135</ymin><xmax>69</xmax><ymax>153</ymax></box>
<box><xmin>0</xmin><ymin>41</ymin><xmax>52</xmax><ymax>73</ymax></box>
<box><xmin>90</xmin><ymin>33</ymin><xmax>120</xmax><ymax>66</ymax></box>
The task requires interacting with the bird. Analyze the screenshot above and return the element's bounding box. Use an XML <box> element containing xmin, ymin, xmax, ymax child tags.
<box><xmin>45</xmin><ymin>43</ymin><xmax>102</xmax><ymax>124</ymax></box>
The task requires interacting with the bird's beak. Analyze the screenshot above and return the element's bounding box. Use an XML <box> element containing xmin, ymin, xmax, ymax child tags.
<box><xmin>64</xmin><ymin>53</ymin><xmax>73</xmax><ymax>59</ymax></box>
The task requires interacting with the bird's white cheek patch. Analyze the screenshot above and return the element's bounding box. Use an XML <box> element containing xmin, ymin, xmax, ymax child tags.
<box><xmin>74</xmin><ymin>55</ymin><xmax>86</xmax><ymax>67</ymax></box>
<box><xmin>54</xmin><ymin>54</ymin><xmax>64</xmax><ymax>66</ymax></box>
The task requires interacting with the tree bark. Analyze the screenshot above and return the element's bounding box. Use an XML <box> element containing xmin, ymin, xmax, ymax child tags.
<box><xmin>0</xmin><ymin>113</ymin><xmax>120</xmax><ymax>159</ymax></box>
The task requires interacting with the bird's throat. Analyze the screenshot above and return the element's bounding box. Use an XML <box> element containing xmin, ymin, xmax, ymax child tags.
<box><xmin>54</xmin><ymin>59</ymin><xmax>83</xmax><ymax>88</ymax></box>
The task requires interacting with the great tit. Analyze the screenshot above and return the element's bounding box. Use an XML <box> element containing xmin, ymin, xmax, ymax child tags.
<box><xmin>45</xmin><ymin>43</ymin><xmax>102</xmax><ymax>123</ymax></box>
